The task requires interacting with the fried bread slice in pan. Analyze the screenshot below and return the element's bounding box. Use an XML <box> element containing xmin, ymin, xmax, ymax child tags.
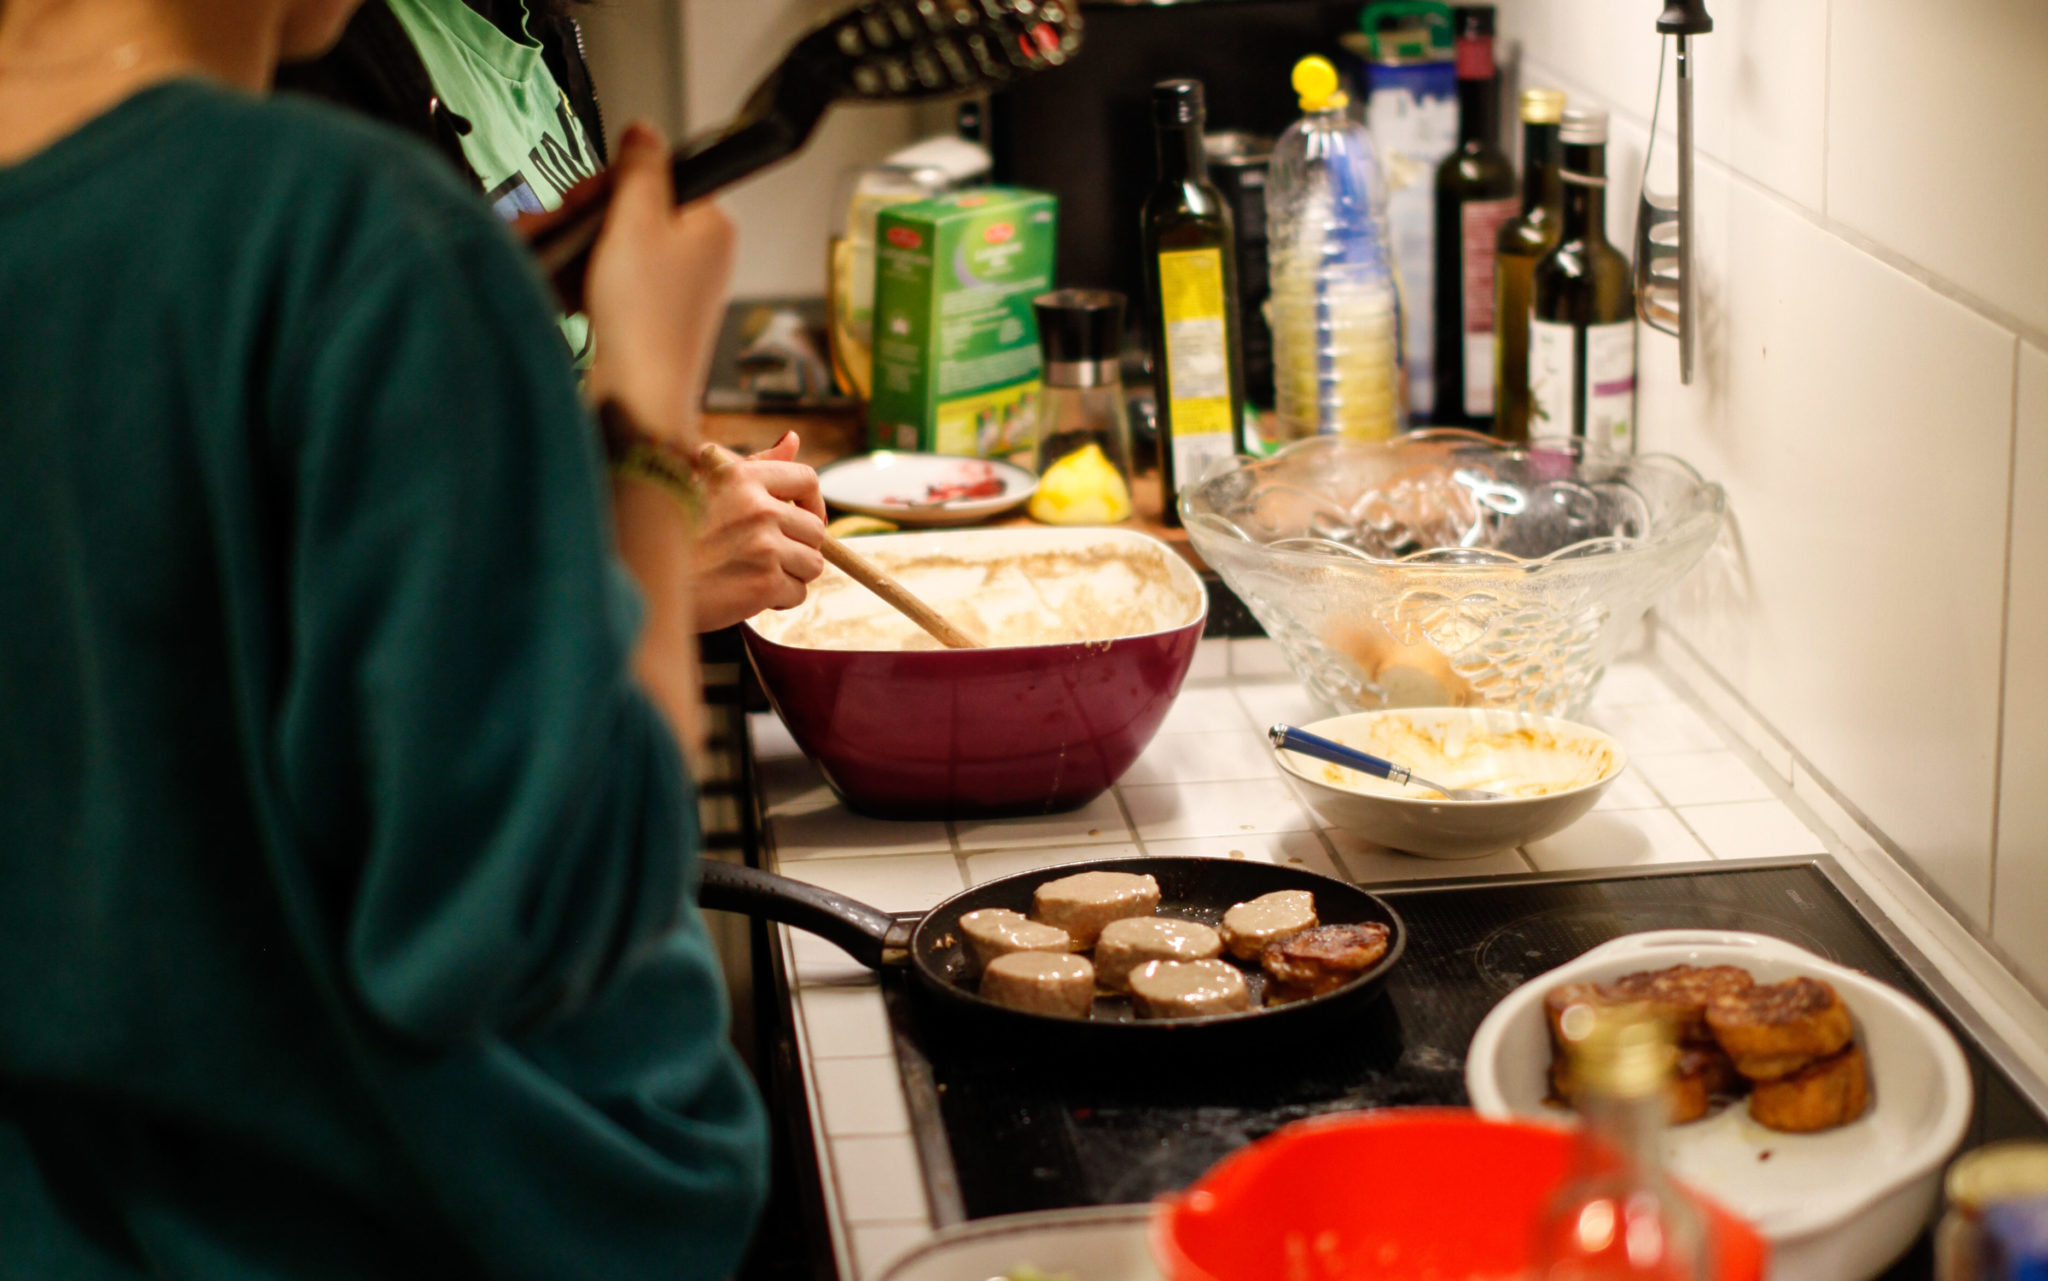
<box><xmin>1748</xmin><ymin>1041</ymin><xmax>1870</xmax><ymax>1132</ymax></box>
<box><xmin>1707</xmin><ymin>976</ymin><xmax>1854</xmax><ymax>1079</ymax></box>
<box><xmin>1604</xmin><ymin>964</ymin><xmax>1755</xmax><ymax>1045</ymax></box>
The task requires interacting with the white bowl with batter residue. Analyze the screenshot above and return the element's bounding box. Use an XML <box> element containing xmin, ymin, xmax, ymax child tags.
<box><xmin>1273</xmin><ymin>707</ymin><xmax>1625</xmax><ymax>857</ymax></box>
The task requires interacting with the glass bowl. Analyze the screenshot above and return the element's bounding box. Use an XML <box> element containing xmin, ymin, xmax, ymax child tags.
<box><xmin>1180</xmin><ymin>430</ymin><xmax>1725</xmax><ymax>717</ymax></box>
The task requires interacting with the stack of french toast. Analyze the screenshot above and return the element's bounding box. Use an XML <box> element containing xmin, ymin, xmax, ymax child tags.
<box><xmin>1545</xmin><ymin>964</ymin><xmax>1871</xmax><ymax>1133</ymax></box>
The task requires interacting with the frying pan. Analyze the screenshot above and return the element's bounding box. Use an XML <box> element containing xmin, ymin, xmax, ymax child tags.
<box><xmin>520</xmin><ymin>0</ymin><xmax>1084</xmax><ymax>308</ymax></box>
<box><xmin>700</xmin><ymin>856</ymin><xmax>1406</xmax><ymax>1043</ymax></box>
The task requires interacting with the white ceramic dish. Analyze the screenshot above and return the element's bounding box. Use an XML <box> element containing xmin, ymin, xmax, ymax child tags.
<box><xmin>1272</xmin><ymin>707</ymin><xmax>1625</xmax><ymax>858</ymax></box>
<box><xmin>1466</xmin><ymin>930</ymin><xmax>1974</xmax><ymax>1281</ymax></box>
<box><xmin>818</xmin><ymin>451</ymin><xmax>1037</xmax><ymax>526</ymax></box>
<box><xmin>875</xmin><ymin>1205</ymin><xmax>1161</xmax><ymax>1281</ymax></box>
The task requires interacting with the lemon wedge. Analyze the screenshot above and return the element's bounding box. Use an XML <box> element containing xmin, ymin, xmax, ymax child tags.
<box><xmin>1028</xmin><ymin>443</ymin><xmax>1133</xmax><ymax>525</ymax></box>
<box><xmin>825</xmin><ymin>514</ymin><xmax>899</xmax><ymax>538</ymax></box>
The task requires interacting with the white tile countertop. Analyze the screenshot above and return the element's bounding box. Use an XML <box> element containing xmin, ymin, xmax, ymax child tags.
<box><xmin>742</xmin><ymin>635</ymin><xmax>2048</xmax><ymax>1281</ymax></box>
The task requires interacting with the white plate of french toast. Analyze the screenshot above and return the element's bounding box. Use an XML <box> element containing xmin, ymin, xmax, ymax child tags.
<box><xmin>1465</xmin><ymin>930</ymin><xmax>1971</xmax><ymax>1281</ymax></box>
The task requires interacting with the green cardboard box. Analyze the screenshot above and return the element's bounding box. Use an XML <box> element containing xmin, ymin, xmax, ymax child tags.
<box><xmin>868</xmin><ymin>187</ymin><xmax>1058</xmax><ymax>456</ymax></box>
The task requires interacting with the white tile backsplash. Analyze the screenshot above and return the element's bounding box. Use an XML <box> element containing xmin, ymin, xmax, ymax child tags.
<box><xmin>1120</xmin><ymin>778</ymin><xmax>1315</xmax><ymax>842</ymax></box>
<box><xmin>1509</xmin><ymin>0</ymin><xmax>2048</xmax><ymax>995</ymax></box>
<box><xmin>1996</xmin><ymin>344</ymin><xmax>2048</xmax><ymax>991</ymax></box>
<box><xmin>951</xmin><ymin>791</ymin><xmax>1131</xmax><ymax>851</ymax></box>
<box><xmin>1120</xmin><ymin>730</ymin><xmax>1283</xmax><ymax>788</ymax></box>
<box><xmin>1525</xmin><ymin>809</ymin><xmax>1712</xmax><ymax>872</ymax></box>
<box><xmin>1325</xmin><ymin>830</ymin><xmax>1532</xmax><ymax>884</ymax></box>
<box><xmin>1671</xmin><ymin>182</ymin><xmax>2015</xmax><ymax>927</ymax></box>
<box><xmin>816</xmin><ymin>1056</ymin><xmax>913</xmax><ymax>1138</ymax></box>
<box><xmin>962</xmin><ymin>844</ymin><xmax>1144</xmax><ymax>885</ymax></box>
<box><xmin>1826</xmin><ymin>0</ymin><xmax>2048</xmax><ymax>336</ymax></box>
<box><xmin>1155</xmin><ymin>686</ymin><xmax>1257</xmax><ymax>736</ymax></box>
<box><xmin>832</xmin><ymin>1135</ymin><xmax>930</xmax><ymax>1223</ymax></box>
<box><xmin>800</xmin><ymin>985</ymin><xmax>895</xmax><ymax>1059</ymax></box>
<box><xmin>781</xmin><ymin>852</ymin><xmax>965</xmax><ymax>914</ymax></box>
<box><xmin>1508</xmin><ymin>0</ymin><xmax>1828</xmax><ymax>209</ymax></box>
<box><xmin>1634</xmin><ymin>750</ymin><xmax>1776</xmax><ymax>808</ymax></box>
<box><xmin>1678</xmin><ymin>800</ymin><xmax>1829</xmax><ymax>862</ymax></box>
<box><xmin>850</xmin><ymin>1222</ymin><xmax>933</xmax><ymax>1281</ymax></box>
<box><xmin>1143</xmin><ymin>831</ymin><xmax>1346</xmax><ymax>881</ymax></box>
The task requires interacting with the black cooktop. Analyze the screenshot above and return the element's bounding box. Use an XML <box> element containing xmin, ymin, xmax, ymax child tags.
<box><xmin>880</xmin><ymin>857</ymin><xmax>2048</xmax><ymax>1279</ymax></box>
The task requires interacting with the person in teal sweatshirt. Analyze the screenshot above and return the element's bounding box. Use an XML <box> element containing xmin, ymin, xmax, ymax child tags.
<box><xmin>0</xmin><ymin>0</ymin><xmax>768</xmax><ymax>1277</ymax></box>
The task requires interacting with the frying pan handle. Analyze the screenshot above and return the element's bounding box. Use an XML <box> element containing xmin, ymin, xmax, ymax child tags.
<box><xmin>698</xmin><ymin>860</ymin><xmax>903</xmax><ymax>971</ymax></box>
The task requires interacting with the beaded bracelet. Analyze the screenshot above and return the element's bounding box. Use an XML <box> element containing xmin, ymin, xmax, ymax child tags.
<box><xmin>599</xmin><ymin>400</ymin><xmax>704</xmax><ymax>522</ymax></box>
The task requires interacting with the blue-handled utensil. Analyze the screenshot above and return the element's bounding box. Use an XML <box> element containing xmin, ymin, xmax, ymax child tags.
<box><xmin>1268</xmin><ymin>724</ymin><xmax>1505</xmax><ymax>801</ymax></box>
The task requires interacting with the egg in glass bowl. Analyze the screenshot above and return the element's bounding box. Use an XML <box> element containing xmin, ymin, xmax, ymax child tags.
<box><xmin>1273</xmin><ymin>708</ymin><xmax>1626</xmax><ymax>857</ymax></box>
<box><xmin>1181</xmin><ymin>429</ymin><xmax>1724</xmax><ymax>718</ymax></box>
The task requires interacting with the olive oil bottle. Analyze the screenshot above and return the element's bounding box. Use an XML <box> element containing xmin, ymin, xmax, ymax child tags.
<box><xmin>1529</xmin><ymin>107</ymin><xmax>1636</xmax><ymax>455</ymax></box>
<box><xmin>1430</xmin><ymin>4</ymin><xmax>1516</xmax><ymax>428</ymax></box>
<box><xmin>1493</xmin><ymin>88</ymin><xmax>1566</xmax><ymax>442</ymax></box>
<box><xmin>1141</xmin><ymin>78</ymin><xmax>1246</xmax><ymax>527</ymax></box>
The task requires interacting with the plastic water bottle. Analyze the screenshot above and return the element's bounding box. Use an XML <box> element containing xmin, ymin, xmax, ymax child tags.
<box><xmin>1267</xmin><ymin>56</ymin><xmax>1403</xmax><ymax>440</ymax></box>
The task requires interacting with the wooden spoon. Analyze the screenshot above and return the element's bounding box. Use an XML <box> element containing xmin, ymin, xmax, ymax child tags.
<box><xmin>819</xmin><ymin>532</ymin><xmax>981</xmax><ymax>650</ymax></box>
<box><xmin>695</xmin><ymin>443</ymin><xmax>980</xmax><ymax>650</ymax></box>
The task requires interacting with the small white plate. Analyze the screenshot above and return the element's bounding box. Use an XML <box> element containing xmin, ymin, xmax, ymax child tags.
<box><xmin>1466</xmin><ymin>930</ymin><xmax>1973</xmax><ymax>1281</ymax></box>
<box><xmin>875</xmin><ymin>1205</ymin><xmax>1161</xmax><ymax>1281</ymax></box>
<box><xmin>819</xmin><ymin>451</ymin><xmax>1037</xmax><ymax>527</ymax></box>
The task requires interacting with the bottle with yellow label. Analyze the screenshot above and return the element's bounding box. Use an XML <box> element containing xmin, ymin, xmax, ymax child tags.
<box><xmin>1141</xmin><ymin>78</ymin><xmax>1247</xmax><ymax>528</ymax></box>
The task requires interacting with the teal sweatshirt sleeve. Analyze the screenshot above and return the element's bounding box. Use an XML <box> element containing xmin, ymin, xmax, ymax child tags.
<box><xmin>271</xmin><ymin>219</ymin><xmax>691</xmax><ymax>1047</ymax></box>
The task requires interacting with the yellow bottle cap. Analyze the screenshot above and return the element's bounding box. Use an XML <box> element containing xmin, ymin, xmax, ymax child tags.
<box><xmin>1947</xmin><ymin>1143</ymin><xmax>2048</xmax><ymax>1213</ymax></box>
<box><xmin>1520</xmin><ymin>88</ymin><xmax>1567</xmax><ymax>124</ymax></box>
<box><xmin>1293</xmin><ymin>56</ymin><xmax>1349</xmax><ymax>113</ymax></box>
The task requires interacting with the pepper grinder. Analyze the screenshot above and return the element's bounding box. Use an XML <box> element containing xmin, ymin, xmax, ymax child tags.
<box><xmin>1028</xmin><ymin>290</ymin><xmax>1136</xmax><ymax>525</ymax></box>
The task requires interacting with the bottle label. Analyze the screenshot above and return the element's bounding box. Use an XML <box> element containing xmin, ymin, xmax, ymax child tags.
<box><xmin>1460</xmin><ymin>197</ymin><xmax>1518</xmax><ymax>417</ymax></box>
<box><xmin>1157</xmin><ymin>247</ymin><xmax>1236</xmax><ymax>486</ymax></box>
<box><xmin>1529</xmin><ymin>317</ymin><xmax>1636</xmax><ymax>453</ymax></box>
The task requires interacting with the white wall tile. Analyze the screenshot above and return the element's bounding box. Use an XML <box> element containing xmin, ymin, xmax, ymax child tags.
<box><xmin>1593</xmin><ymin>701</ymin><xmax>1727</xmax><ymax>756</ymax></box>
<box><xmin>771</xmin><ymin>802</ymin><xmax>952</xmax><ymax>860</ymax></box>
<box><xmin>833</xmin><ymin>1135</ymin><xmax>930</xmax><ymax>1222</ymax></box>
<box><xmin>1678</xmin><ymin>800</ymin><xmax>1829</xmax><ymax>861</ymax></box>
<box><xmin>1185</xmin><ymin>638</ymin><xmax>1231</xmax><ymax>684</ymax></box>
<box><xmin>851</xmin><ymin>1223</ymin><xmax>933</xmax><ymax>1281</ymax></box>
<box><xmin>1996</xmin><ymin>344</ymin><xmax>2048</xmax><ymax>992</ymax></box>
<box><xmin>1634</xmin><ymin>750</ymin><xmax>1775</xmax><ymax>807</ymax></box>
<box><xmin>1827</xmin><ymin>0</ymin><xmax>2048</xmax><ymax>335</ymax></box>
<box><xmin>1144</xmin><ymin>831</ymin><xmax>1346</xmax><ymax>881</ymax></box>
<box><xmin>1157</xmin><ymin>687</ymin><xmax>1258</xmax><ymax>735</ymax></box>
<box><xmin>1525</xmin><ymin>808</ymin><xmax>1711</xmax><ymax>871</ymax></box>
<box><xmin>1325</xmin><ymin>830</ymin><xmax>1531</xmax><ymax>883</ymax></box>
<box><xmin>787</xmin><ymin>927</ymin><xmax>878</xmax><ymax>988</ymax></box>
<box><xmin>1651</xmin><ymin>181</ymin><xmax>2017</xmax><ymax>927</ymax></box>
<box><xmin>784</xmin><ymin>852</ymin><xmax>965</xmax><ymax>913</ymax></box>
<box><xmin>816</xmin><ymin>1056</ymin><xmax>912</xmax><ymax>1137</ymax></box>
<box><xmin>1120</xmin><ymin>779</ymin><xmax>1314</xmax><ymax>842</ymax></box>
<box><xmin>962</xmin><ymin>844</ymin><xmax>1143</xmax><ymax>885</ymax></box>
<box><xmin>1233</xmin><ymin>680</ymin><xmax>1324</xmax><ymax>733</ymax></box>
<box><xmin>801</xmin><ymin>986</ymin><xmax>895</xmax><ymax>1059</ymax></box>
<box><xmin>1594</xmin><ymin>769</ymin><xmax>1665</xmax><ymax>812</ymax></box>
<box><xmin>1120</xmin><ymin>731</ymin><xmax>1283</xmax><ymax>788</ymax></box>
<box><xmin>1509</xmin><ymin>0</ymin><xmax>1827</xmax><ymax>208</ymax></box>
<box><xmin>952</xmin><ymin>792</ymin><xmax>1131</xmax><ymax>851</ymax></box>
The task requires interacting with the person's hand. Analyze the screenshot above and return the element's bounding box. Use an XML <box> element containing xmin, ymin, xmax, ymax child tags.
<box><xmin>691</xmin><ymin>434</ymin><xmax>828</xmax><ymax>632</ymax></box>
<box><xmin>584</xmin><ymin>122</ymin><xmax>732</xmax><ymax>446</ymax></box>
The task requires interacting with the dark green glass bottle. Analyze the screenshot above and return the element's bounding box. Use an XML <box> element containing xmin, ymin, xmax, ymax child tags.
<box><xmin>1430</xmin><ymin>3</ymin><xmax>1517</xmax><ymax>429</ymax></box>
<box><xmin>1494</xmin><ymin>88</ymin><xmax>1566</xmax><ymax>442</ymax></box>
<box><xmin>1141</xmin><ymin>78</ymin><xmax>1246</xmax><ymax>528</ymax></box>
<box><xmin>1529</xmin><ymin>107</ymin><xmax>1637</xmax><ymax>455</ymax></box>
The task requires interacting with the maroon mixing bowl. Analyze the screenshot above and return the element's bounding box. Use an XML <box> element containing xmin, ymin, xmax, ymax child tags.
<box><xmin>743</xmin><ymin>528</ymin><xmax>1208</xmax><ymax>819</ymax></box>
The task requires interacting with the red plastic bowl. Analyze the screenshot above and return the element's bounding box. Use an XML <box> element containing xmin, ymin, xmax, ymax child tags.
<box><xmin>1154</xmin><ymin>1109</ymin><xmax>1768</xmax><ymax>1281</ymax></box>
<box><xmin>743</xmin><ymin>528</ymin><xmax>1208</xmax><ymax>819</ymax></box>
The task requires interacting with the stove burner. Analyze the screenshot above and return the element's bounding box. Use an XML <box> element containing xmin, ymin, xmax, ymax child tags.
<box><xmin>1473</xmin><ymin>901</ymin><xmax>1842</xmax><ymax>993</ymax></box>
